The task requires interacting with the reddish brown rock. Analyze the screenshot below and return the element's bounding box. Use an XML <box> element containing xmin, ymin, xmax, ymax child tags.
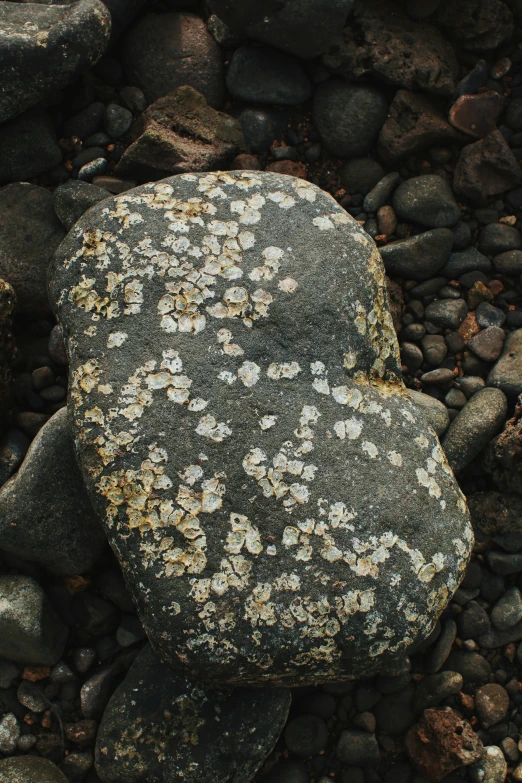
<box><xmin>323</xmin><ymin>1</ymin><xmax>459</xmax><ymax>96</ymax></box>
<box><xmin>453</xmin><ymin>130</ymin><xmax>522</xmax><ymax>204</ymax></box>
<box><xmin>405</xmin><ymin>708</ymin><xmax>483</xmax><ymax>781</ymax></box>
<box><xmin>458</xmin><ymin>312</ymin><xmax>481</xmax><ymax>344</ymax></box>
<box><xmin>449</xmin><ymin>91</ymin><xmax>503</xmax><ymax>139</ymax></box>
<box><xmin>115</xmin><ymin>86</ymin><xmax>246</xmax><ymax>182</ymax></box>
<box><xmin>264</xmin><ymin>160</ymin><xmax>308</xmax><ymax>179</ymax></box>
<box><xmin>378</xmin><ymin>90</ymin><xmax>464</xmax><ymax>165</ymax></box>
<box><xmin>484</xmin><ymin>397</ymin><xmax>522</xmax><ymax>495</ymax></box>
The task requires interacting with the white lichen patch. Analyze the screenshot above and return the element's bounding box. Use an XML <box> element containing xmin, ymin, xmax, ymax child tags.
<box><xmin>107</xmin><ymin>331</ymin><xmax>128</xmax><ymax>349</ymax></box>
<box><xmin>237</xmin><ymin>361</ymin><xmax>261</xmax><ymax>387</ymax></box>
<box><xmin>259</xmin><ymin>415</ymin><xmax>277</xmax><ymax>430</ymax></box>
<box><xmin>195</xmin><ymin>415</ymin><xmax>232</xmax><ymax>442</ymax></box>
<box><xmin>267</xmin><ymin>362</ymin><xmax>302</xmax><ymax>380</ymax></box>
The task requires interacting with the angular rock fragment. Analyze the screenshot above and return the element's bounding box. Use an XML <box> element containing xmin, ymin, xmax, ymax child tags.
<box><xmin>95</xmin><ymin>644</ymin><xmax>291</xmax><ymax>782</ymax></box>
<box><xmin>0</xmin><ymin>575</ymin><xmax>68</xmax><ymax>666</ymax></box>
<box><xmin>454</xmin><ymin>131</ymin><xmax>522</xmax><ymax>205</ymax></box>
<box><xmin>322</xmin><ymin>1</ymin><xmax>459</xmax><ymax>96</ymax></box>
<box><xmin>50</xmin><ymin>170</ymin><xmax>472</xmax><ymax>684</ymax></box>
<box><xmin>0</xmin><ymin>0</ymin><xmax>111</xmax><ymax>123</ymax></box>
<box><xmin>405</xmin><ymin>707</ymin><xmax>483</xmax><ymax>781</ymax></box>
<box><xmin>449</xmin><ymin>91</ymin><xmax>503</xmax><ymax>139</ymax></box>
<box><xmin>207</xmin><ymin>0</ymin><xmax>354</xmax><ymax>59</ymax></box>
<box><xmin>484</xmin><ymin>396</ymin><xmax>522</xmax><ymax>495</ymax></box>
<box><xmin>378</xmin><ymin>90</ymin><xmax>464</xmax><ymax>165</ymax></box>
<box><xmin>115</xmin><ymin>86</ymin><xmax>246</xmax><ymax>182</ymax></box>
<box><xmin>0</xmin><ymin>408</ymin><xmax>106</xmax><ymax>575</ymax></box>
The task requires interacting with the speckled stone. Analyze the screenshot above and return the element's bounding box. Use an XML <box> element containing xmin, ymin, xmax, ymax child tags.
<box><xmin>95</xmin><ymin>644</ymin><xmax>291</xmax><ymax>783</ymax></box>
<box><xmin>50</xmin><ymin>171</ymin><xmax>472</xmax><ymax>685</ymax></box>
<box><xmin>0</xmin><ymin>757</ymin><xmax>69</xmax><ymax>782</ymax></box>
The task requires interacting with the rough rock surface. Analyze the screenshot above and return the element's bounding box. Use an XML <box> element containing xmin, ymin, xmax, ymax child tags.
<box><xmin>435</xmin><ymin>0</ymin><xmax>514</xmax><ymax>52</ymax></box>
<box><xmin>405</xmin><ymin>707</ymin><xmax>483</xmax><ymax>781</ymax></box>
<box><xmin>0</xmin><ymin>279</ymin><xmax>16</xmax><ymax>437</ymax></box>
<box><xmin>0</xmin><ymin>183</ymin><xmax>65</xmax><ymax>314</ymax></box>
<box><xmin>378</xmin><ymin>90</ymin><xmax>464</xmax><ymax>165</ymax></box>
<box><xmin>123</xmin><ymin>12</ymin><xmax>224</xmax><ymax>108</ymax></box>
<box><xmin>50</xmin><ymin>171</ymin><xmax>472</xmax><ymax>685</ymax></box>
<box><xmin>0</xmin><ymin>575</ymin><xmax>68</xmax><ymax>666</ymax></box>
<box><xmin>322</xmin><ymin>1</ymin><xmax>459</xmax><ymax>96</ymax></box>
<box><xmin>0</xmin><ymin>0</ymin><xmax>111</xmax><ymax>124</ymax></box>
<box><xmin>95</xmin><ymin>644</ymin><xmax>291</xmax><ymax>782</ymax></box>
<box><xmin>0</xmin><ymin>408</ymin><xmax>106</xmax><ymax>575</ymax></box>
<box><xmin>115</xmin><ymin>87</ymin><xmax>245</xmax><ymax>182</ymax></box>
<box><xmin>453</xmin><ymin>131</ymin><xmax>522</xmax><ymax>204</ymax></box>
<box><xmin>484</xmin><ymin>396</ymin><xmax>522</xmax><ymax>495</ymax></box>
<box><xmin>207</xmin><ymin>0</ymin><xmax>354</xmax><ymax>59</ymax></box>
<box><xmin>0</xmin><ymin>756</ymin><xmax>69</xmax><ymax>782</ymax></box>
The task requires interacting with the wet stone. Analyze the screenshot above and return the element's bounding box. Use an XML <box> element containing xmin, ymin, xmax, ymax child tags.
<box><xmin>95</xmin><ymin>644</ymin><xmax>291</xmax><ymax>783</ymax></box>
<box><xmin>425</xmin><ymin>299</ymin><xmax>468</xmax><ymax>330</ymax></box>
<box><xmin>392</xmin><ymin>176</ymin><xmax>460</xmax><ymax>229</ymax></box>
<box><xmin>50</xmin><ymin>170</ymin><xmax>472</xmax><ymax>685</ymax></box>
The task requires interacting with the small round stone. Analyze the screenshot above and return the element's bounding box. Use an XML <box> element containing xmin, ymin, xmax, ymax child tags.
<box><xmin>0</xmin><ymin>712</ymin><xmax>20</xmax><ymax>753</ymax></box>
<box><xmin>103</xmin><ymin>104</ymin><xmax>133</xmax><ymax>139</ymax></box>
<box><xmin>336</xmin><ymin>730</ymin><xmax>380</xmax><ymax>766</ymax></box>
<box><xmin>491</xmin><ymin>587</ymin><xmax>522</xmax><ymax>630</ymax></box>
<box><xmin>285</xmin><ymin>715</ymin><xmax>328</xmax><ymax>757</ymax></box>
<box><xmin>393</xmin><ymin>175</ymin><xmax>460</xmax><ymax>229</ymax></box>
<box><xmin>475</xmin><ymin>684</ymin><xmax>509</xmax><ymax>728</ymax></box>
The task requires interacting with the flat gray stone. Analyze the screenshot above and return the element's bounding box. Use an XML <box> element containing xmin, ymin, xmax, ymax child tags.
<box><xmin>95</xmin><ymin>644</ymin><xmax>291</xmax><ymax>783</ymax></box>
<box><xmin>50</xmin><ymin>171</ymin><xmax>472</xmax><ymax>684</ymax></box>
<box><xmin>0</xmin><ymin>575</ymin><xmax>68</xmax><ymax>666</ymax></box>
<box><xmin>442</xmin><ymin>388</ymin><xmax>508</xmax><ymax>473</ymax></box>
<box><xmin>0</xmin><ymin>408</ymin><xmax>106</xmax><ymax>575</ymax></box>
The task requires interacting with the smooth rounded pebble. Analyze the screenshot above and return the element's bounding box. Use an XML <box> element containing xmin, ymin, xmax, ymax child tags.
<box><xmin>488</xmin><ymin>328</ymin><xmax>522</xmax><ymax>396</ymax></box>
<box><xmin>442</xmin><ymin>387</ymin><xmax>508</xmax><ymax>473</ymax></box>
<box><xmin>408</xmin><ymin>390</ymin><xmax>450</xmax><ymax>436</ymax></box>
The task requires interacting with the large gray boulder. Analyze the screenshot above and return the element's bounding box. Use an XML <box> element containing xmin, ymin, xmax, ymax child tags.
<box><xmin>95</xmin><ymin>644</ymin><xmax>291</xmax><ymax>782</ymax></box>
<box><xmin>0</xmin><ymin>0</ymin><xmax>111</xmax><ymax>123</ymax></box>
<box><xmin>50</xmin><ymin>171</ymin><xmax>472</xmax><ymax>684</ymax></box>
<box><xmin>0</xmin><ymin>408</ymin><xmax>106</xmax><ymax>575</ymax></box>
<box><xmin>0</xmin><ymin>757</ymin><xmax>68</xmax><ymax>783</ymax></box>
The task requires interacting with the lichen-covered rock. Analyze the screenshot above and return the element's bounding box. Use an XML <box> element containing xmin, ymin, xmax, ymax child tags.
<box><xmin>0</xmin><ymin>756</ymin><xmax>69</xmax><ymax>783</ymax></box>
<box><xmin>115</xmin><ymin>86</ymin><xmax>245</xmax><ymax>182</ymax></box>
<box><xmin>0</xmin><ymin>408</ymin><xmax>106</xmax><ymax>575</ymax></box>
<box><xmin>322</xmin><ymin>1</ymin><xmax>459</xmax><ymax>96</ymax></box>
<box><xmin>0</xmin><ymin>279</ymin><xmax>16</xmax><ymax>437</ymax></box>
<box><xmin>0</xmin><ymin>0</ymin><xmax>111</xmax><ymax>124</ymax></box>
<box><xmin>95</xmin><ymin>644</ymin><xmax>291</xmax><ymax>782</ymax></box>
<box><xmin>50</xmin><ymin>171</ymin><xmax>472</xmax><ymax>685</ymax></box>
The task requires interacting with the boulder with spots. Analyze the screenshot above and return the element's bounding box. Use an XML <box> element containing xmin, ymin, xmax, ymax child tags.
<box><xmin>50</xmin><ymin>171</ymin><xmax>472</xmax><ymax>685</ymax></box>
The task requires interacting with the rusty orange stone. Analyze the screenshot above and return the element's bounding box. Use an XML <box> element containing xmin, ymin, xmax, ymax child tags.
<box><xmin>22</xmin><ymin>666</ymin><xmax>51</xmax><ymax>682</ymax></box>
<box><xmin>449</xmin><ymin>91</ymin><xmax>503</xmax><ymax>139</ymax></box>
<box><xmin>458</xmin><ymin>312</ymin><xmax>481</xmax><ymax>344</ymax></box>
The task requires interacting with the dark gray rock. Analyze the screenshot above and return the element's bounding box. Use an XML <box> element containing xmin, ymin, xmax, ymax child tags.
<box><xmin>207</xmin><ymin>0</ymin><xmax>353</xmax><ymax>59</ymax></box>
<box><xmin>0</xmin><ymin>0</ymin><xmax>111</xmax><ymax>124</ymax></box>
<box><xmin>422</xmin><ymin>335</ymin><xmax>447</xmax><ymax>367</ymax></box>
<box><xmin>227</xmin><ymin>45</ymin><xmax>311</xmax><ymax>105</ymax></box>
<box><xmin>476</xmin><ymin>303</ymin><xmax>506</xmax><ymax>329</ymax></box>
<box><xmin>488</xmin><ymin>329</ymin><xmax>522</xmax><ymax>397</ymax></box>
<box><xmin>487</xmin><ymin>551</ymin><xmax>522</xmax><ymax>576</ymax></box>
<box><xmin>374</xmin><ymin>685</ymin><xmax>416</xmax><ymax>736</ymax></box>
<box><xmin>444</xmin><ymin>650</ymin><xmax>491</xmax><ymax>682</ymax></box>
<box><xmin>81</xmin><ymin>663</ymin><xmax>123</xmax><ymax>718</ymax></box>
<box><xmin>50</xmin><ymin>170</ymin><xmax>472</xmax><ymax>684</ymax></box>
<box><xmin>475</xmin><ymin>684</ymin><xmax>509</xmax><ymax>728</ymax></box>
<box><xmin>478</xmin><ymin>224</ymin><xmax>522</xmax><ymax>255</ymax></box>
<box><xmin>54</xmin><ymin>181</ymin><xmax>109</xmax><ymax>232</ymax></box>
<box><xmin>115</xmin><ymin>87</ymin><xmax>245</xmax><ymax>182</ymax></box>
<box><xmin>95</xmin><ymin>644</ymin><xmax>291</xmax><ymax>782</ymax></box>
<box><xmin>412</xmin><ymin>671</ymin><xmax>463</xmax><ymax>713</ymax></box>
<box><xmin>380</xmin><ymin>228</ymin><xmax>453</xmax><ymax>281</ymax></box>
<box><xmin>441</xmin><ymin>247</ymin><xmax>492</xmax><ymax>278</ymax></box>
<box><xmin>313</xmin><ymin>79</ymin><xmax>388</xmax><ymax>158</ymax></box>
<box><xmin>442</xmin><ymin>388</ymin><xmax>508</xmax><ymax>473</ymax></box>
<box><xmin>393</xmin><ymin>176</ymin><xmax>460</xmax><ymax>228</ymax></box>
<box><xmin>0</xmin><ymin>575</ymin><xmax>68</xmax><ymax>665</ymax></box>
<box><xmin>0</xmin><ymin>280</ymin><xmax>16</xmax><ymax>440</ymax></box>
<box><xmin>364</xmin><ymin>172</ymin><xmax>401</xmax><ymax>213</ymax></box>
<box><xmin>408</xmin><ymin>391</ymin><xmax>450</xmax><ymax>436</ymax></box>
<box><xmin>103</xmin><ymin>104</ymin><xmax>133</xmax><ymax>139</ymax></box>
<box><xmin>0</xmin><ymin>757</ymin><xmax>69</xmax><ymax>782</ymax></box>
<box><xmin>453</xmin><ymin>130</ymin><xmax>522</xmax><ymax>205</ymax></box>
<box><xmin>237</xmin><ymin>107</ymin><xmax>288</xmax><ymax>155</ymax></box>
<box><xmin>341</xmin><ymin>159</ymin><xmax>385</xmax><ymax>196</ymax></box>
<box><xmin>0</xmin><ymin>408</ymin><xmax>106</xmax><ymax>575</ymax></box>
<box><xmin>78</xmin><ymin>157</ymin><xmax>108</xmax><ymax>181</ymax></box>
<box><xmin>493</xmin><ymin>250</ymin><xmax>522</xmax><ymax>276</ymax></box>
<box><xmin>0</xmin><ymin>108</ymin><xmax>62</xmax><ymax>184</ymax></box>
<box><xmin>457</xmin><ymin>600</ymin><xmax>490</xmax><ymax>639</ymax></box>
<box><xmin>64</xmin><ymin>102</ymin><xmax>105</xmax><ymax>140</ymax></box>
<box><xmin>491</xmin><ymin>587</ymin><xmax>522</xmax><ymax>630</ymax></box>
<box><xmin>0</xmin><ymin>183</ymin><xmax>65</xmax><ymax>314</ymax></box>
<box><xmin>469</xmin><ymin>327</ymin><xmax>505</xmax><ymax>363</ymax></box>
<box><xmin>336</xmin><ymin>730</ymin><xmax>380</xmax><ymax>766</ymax></box>
<box><xmin>285</xmin><ymin>714</ymin><xmax>328</xmax><ymax>756</ymax></box>
<box><xmin>123</xmin><ymin>12</ymin><xmax>224</xmax><ymax>108</ymax></box>
<box><xmin>323</xmin><ymin>0</ymin><xmax>458</xmax><ymax>96</ymax></box>
<box><xmin>435</xmin><ymin>0</ymin><xmax>514</xmax><ymax>53</ymax></box>
<box><xmin>425</xmin><ymin>299</ymin><xmax>468</xmax><ymax>330</ymax></box>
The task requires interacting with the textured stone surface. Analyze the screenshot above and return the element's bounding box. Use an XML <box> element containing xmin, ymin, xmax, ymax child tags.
<box><xmin>115</xmin><ymin>86</ymin><xmax>245</xmax><ymax>182</ymax></box>
<box><xmin>454</xmin><ymin>131</ymin><xmax>522</xmax><ymax>205</ymax></box>
<box><xmin>50</xmin><ymin>170</ymin><xmax>472</xmax><ymax>684</ymax></box>
<box><xmin>0</xmin><ymin>0</ymin><xmax>111</xmax><ymax>124</ymax></box>
<box><xmin>123</xmin><ymin>12</ymin><xmax>224</xmax><ymax>108</ymax></box>
<box><xmin>484</xmin><ymin>396</ymin><xmax>522</xmax><ymax>495</ymax></box>
<box><xmin>435</xmin><ymin>0</ymin><xmax>514</xmax><ymax>52</ymax></box>
<box><xmin>95</xmin><ymin>644</ymin><xmax>291</xmax><ymax>782</ymax></box>
<box><xmin>488</xmin><ymin>329</ymin><xmax>522</xmax><ymax>397</ymax></box>
<box><xmin>0</xmin><ymin>183</ymin><xmax>65</xmax><ymax>315</ymax></box>
<box><xmin>322</xmin><ymin>0</ymin><xmax>459</xmax><ymax>96</ymax></box>
<box><xmin>207</xmin><ymin>0</ymin><xmax>354</xmax><ymax>59</ymax></box>
<box><xmin>0</xmin><ymin>575</ymin><xmax>68</xmax><ymax>666</ymax></box>
<box><xmin>0</xmin><ymin>408</ymin><xmax>106</xmax><ymax>575</ymax></box>
<box><xmin>0</xmin><ymin>756</ymin><xmax>69</xmax><ymax>783</ymax></box>
<box><xmin>406</xmin><ymin>707</ymin><xmax>483</xmax><ymax>781</ymax></box>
